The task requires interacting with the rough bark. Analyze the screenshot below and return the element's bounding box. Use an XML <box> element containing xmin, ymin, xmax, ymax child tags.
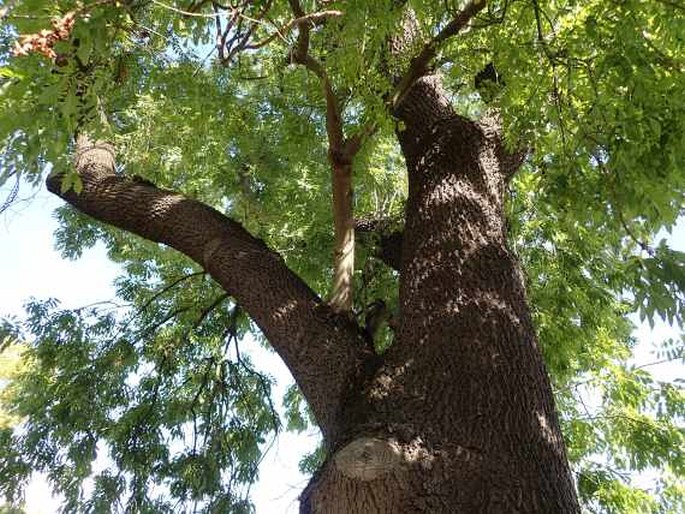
<box><xmin>45</xmin><ymin>2</ymin><xmax>580</xmax><ymax>510</ymax></box>
<box><xmin>46</xmin><ymin>135</ymin><xmax>373</xmax><ymax>442</ymax></box>
<box><xmin>299</xmin><ymin>75</ymin><xmax>579</xmax><ymax>513</ymax></box>
<box><xmin>48</xmin><ymin>106</ymin><xmax>579</xmax><ymax>513</ymax></box>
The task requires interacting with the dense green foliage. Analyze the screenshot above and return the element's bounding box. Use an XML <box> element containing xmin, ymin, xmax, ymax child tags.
<box><xmin>0</xmin><ymin>0</ymin><xmax>684</xmax><ymax>512</ymax></box>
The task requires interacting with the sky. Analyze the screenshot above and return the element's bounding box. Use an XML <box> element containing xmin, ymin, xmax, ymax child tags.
<box><xmin>0</xmin><ymin>188</ymin><xmax>314</xmax><ymax>513</ymax></box>
<box><xmin>0</xmin><ymin>185</ymin><xmax>683</xmax><ymax>512</ymax></box>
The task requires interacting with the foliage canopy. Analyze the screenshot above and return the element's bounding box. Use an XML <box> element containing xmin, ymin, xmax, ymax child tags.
<box><xmin>0</xmin><ymin>0</ymin><xmax>684</xmax><ymax>512</ymax></box>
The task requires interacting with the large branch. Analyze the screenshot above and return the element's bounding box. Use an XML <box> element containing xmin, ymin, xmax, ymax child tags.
<box><xmin>46</xmin><ymin>136</ymin><xmax>370</xmax><ymax>443</ymax></box>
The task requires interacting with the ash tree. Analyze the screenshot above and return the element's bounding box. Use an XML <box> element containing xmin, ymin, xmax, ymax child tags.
<box><xmin>1</xmin><ymin>0</ymin><xmax>684</xmax><ymax>512</ymax></box>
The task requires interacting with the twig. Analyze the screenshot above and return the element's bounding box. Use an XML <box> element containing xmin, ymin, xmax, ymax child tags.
<box><xmin>138</xmin><ymin>271</ymin><xmax>207</xmax><ymax>314</ymax></box>
<box><xmin>592</xmin><ymin>152</ymin><xmax>655</xmax><ymax>256</ymax></box>
<box><xmin>0</xmin><ymin>171</ymin><xmax>20</xmax><ymax>215</ymax></box>
<box><xmin>191</xmin><ymin>293</ymin><xmax>229</xmax><ymax>330</ymax></box>
<box><xmin>151</xmin><ymin>0</ymin><xmax>227</xmax><ymax>18</ymax></box>
<box><xmin>246</xmin><ymin>10</ymin><xmax>343</xmax><ymax>50</ymax></box>
<box><xmin>618</xmin><ymin>211</ymin><xmax>655</xmax><ymax>257</ymax></box>
<box><xmin>633</xmin><ymin>353</ymin><xmax>684</xmax><ymax>371</ymax></box>
<box><xmin>233</xmin><ymin>335</ymin><xmax>280</xmax><ymax>431</ymax></box>
<box><xmin>114</xmin><ymin>271</ymin><xmax>206</xmax><ymax>337</ymax></box>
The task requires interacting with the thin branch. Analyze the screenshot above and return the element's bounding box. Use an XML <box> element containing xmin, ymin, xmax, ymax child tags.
<box><xmin>246</xmin><ymin>10</ymin><xmax>343</xmax><ymax>50</ymax></box>
<box><xmin>532</xmin><ymin>0</ymin><xmax>551</xmax><ymax>59</ymax></box>
<box><xmin>470</xmin><ymin>0</ymin><xmax>510</xmax><ymax>28</ymax></box>
<box><xmin>287</xmin><ymin>2</ymin><xmax>343</xmax><ymax>154</ymax></box>
<box><xmin>151</xmin><ymin>0</ymin><xmax>230</xmax><ymax>18</ymax></box>
<box><xmin>633</xmin><ymin>353</ymin><xmax>684</xmax><ymax>371</ymax></box>
<box><xmin>212</xmin><ymin>2</ymin><xmax>224</xmax><ymax>60</ymax></box>
<box><xmin>140</xmin><ymin>306</ymin><xmax>193</xmax><ymax>338</ymax></box>
<box><xmin>209</xmin><ymin>0</ymin><xmax>275</xmax><ymax>64</ymax></box>
<box><xmin>618</xmin><ymin>210</ymin><xmax>655</xmax><ymax>257</ymax></box>
<box><xmin>592</xmin><ymin>152</ymin><xmax>655</xmax><ymax>256</ymax></box>
<box><xmin>225</xmin><ymin>16</ymin><xmax>260</xmax><ymax>63</ymax></box>
<box><xmin>190</xmin><ymin>293</ymin><xmax>230</xmax><ymax>330</ymax></box>
<box><xmin>234</xmin><ymin>336</ymin><xmax>280</xmax><ymax>431</ymax></box>
<box><xmin>0</xmin><ymin>171</ymin><xmax>20</xmax><ymax>215</ymax></box>
<box><xmin>342</xmin><ymin>122</ymin><xmax>378</xmax><ymax>158</ymax></box>
<box><xmin>139</xmin><ymin>272</ymin><xmax>207</xmax><ymax>315</ymax></box>
<box><xmin>47</xmin><ymin>135</ymin><xmax>369</xmax><ymax>442</ymax></box>
<box><xmin>529</xmin><ymin>0</ymin><xmax>568</xmax><ymax>151</ymax></box>
<box><xmin>286</xmin><ymin>0</ymin><xmax>370</xmax><ymax>312</ymax></box>
<box><xmin>72</xmin><ymin>299</ymin><xmax>128</xmax><ymax>313</ymax></box>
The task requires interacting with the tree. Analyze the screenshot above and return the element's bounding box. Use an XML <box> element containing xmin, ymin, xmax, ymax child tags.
<box><xmin>0</xmin><ymin>0</ymin><xmax>684</xmax><ymax>512</ymax></box>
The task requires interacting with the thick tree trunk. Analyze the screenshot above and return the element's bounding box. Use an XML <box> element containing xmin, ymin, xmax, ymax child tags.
<box><xmin>46</xmin><ymin>32</ymin><xmax>580</xmax><ymax>514</ymax></box>
<box><xmin>300</xmin><ymin>77</ymin><xmax>579</xmax><ymax>513</ymax></box>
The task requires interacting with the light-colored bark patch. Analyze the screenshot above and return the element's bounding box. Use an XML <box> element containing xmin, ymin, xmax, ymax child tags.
<box><xmin>334</xmin><ymin>436</ymin><xmax>434</xmax><ymax>481</ymax></box>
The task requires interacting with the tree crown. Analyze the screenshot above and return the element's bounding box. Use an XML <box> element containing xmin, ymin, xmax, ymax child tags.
<box><xmin>0</xmin><ymin>0</ymin><xmax>684</xmax><ymax>512</ymax></box>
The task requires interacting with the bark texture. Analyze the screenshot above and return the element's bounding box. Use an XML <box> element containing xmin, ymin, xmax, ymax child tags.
<box><xmin>299</xmin><ymin>75</ymin><xmax>579</xmax><ymax>513</ymax></box>
<box><xmin>46</xmin><ymin>3</ymin><xmax>580</xmax><ymax>510</ymax></box>
<box><xmin>46</xmin><ymin>135</ymin><xmax>373</xmax><ymax>443</ymax></box>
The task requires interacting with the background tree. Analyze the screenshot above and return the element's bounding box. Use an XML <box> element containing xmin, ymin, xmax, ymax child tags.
<box><xmin>0</xmin><ymin>0</ymin><xmax>684</xmax><ymax>512</ymax></box>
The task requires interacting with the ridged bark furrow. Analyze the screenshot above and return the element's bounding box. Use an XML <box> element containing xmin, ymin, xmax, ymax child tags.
<box><xmin>302</xmin><ymin>76</ymin><xmax>579</xmax><ymax>513</ymax></box>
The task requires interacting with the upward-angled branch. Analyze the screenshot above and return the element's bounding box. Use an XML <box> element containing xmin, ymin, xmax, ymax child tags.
<box><xmin>246</xmin><ymin>9</ymin><xmax>343</xmax><ymax>50</ymax></box>
<box><xmin>391</xmin><ymin>0</ymin><xmax>487</xmax><ymax>109</ymax></box>
<box><xmin>388</xmin><ymin>1</ymin><xmax>523</xmax><ymax>183</ymax></box>
<box><xmin>46</xmin><ymin>135</ymin><xmax>369</xmax><ymax>443</ymax></box>
<box><xmin>0</xmin><ymin>0</ymin><xmax>17</xmax><ymax>24</ymax></box>
<box><xmin>288</xmin><ymin>0</ymin><xmax>373</xmax><ymax>313</ymax></box>
<box><xmin>288</xmin><ymin>1</ymin><xmax>344</xmax><ymax>158</ymax></box>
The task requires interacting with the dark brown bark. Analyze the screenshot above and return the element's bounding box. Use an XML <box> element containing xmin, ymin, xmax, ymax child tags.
<box><xmin>45</xmin><ymin>3</ymin><xmax>578</xmax><ymax>509</ymax></box>
<box><xmin>300</xmin><ymin>76</ymin><xmax>579</xmax><ymax>513</ymax></box>
<box><xmin>355</xmin><ymin>217</ymin><xmax>403</xmax><ymax>271</ymax></box>
<box><xmin>46</xmin><ymin>135</ymin><xmax>372</xmax><ymax>443</ymax></box>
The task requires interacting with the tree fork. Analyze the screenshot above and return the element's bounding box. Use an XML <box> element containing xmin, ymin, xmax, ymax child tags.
<box><xmin>300</xmin><ymin>81</ymin><xmax>581</xmax><ymax>513</ymax></box>
<box><xmin>355</xmin><ymin>217</ymin><xmax>403</xmax><ymax>271</ymax></box>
